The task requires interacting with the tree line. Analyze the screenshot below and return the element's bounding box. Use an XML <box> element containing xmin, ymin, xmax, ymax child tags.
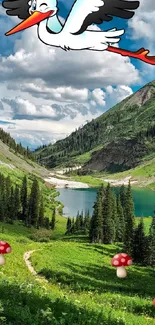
<box><xmin>0</xmin><ymin>173</ymin><xmax>56</xmax><ymax>230</ymax></box>
<box><xmin>0</xmin><ymin>128</ymin><xmax>36</xmax><ymax>161</ymax></box>
<box><xmin>66</xmin><ymin>210</ymin><xmax>91</xmax><ymax>235</ymax></box>
<box><xmin>66</xmin><ymin>182</ymin><xmax>155</xmax><ymax>267</ymax></box>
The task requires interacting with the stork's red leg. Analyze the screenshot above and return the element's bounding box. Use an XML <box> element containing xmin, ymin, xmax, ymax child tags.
<box><xmin>107</xmin><ymin>46</ymin><xmax>155</xmax><ymax>65</ymax></box>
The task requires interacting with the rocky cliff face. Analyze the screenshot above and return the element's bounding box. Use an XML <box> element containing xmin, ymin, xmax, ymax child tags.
<box><xmin>84</xmin><ymin>138</ymin><xmax>149</xmax><ymax>172</ymax></box>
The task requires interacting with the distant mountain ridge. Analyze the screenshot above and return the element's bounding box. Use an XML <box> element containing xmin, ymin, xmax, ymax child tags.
<box><xmin>35</xmin><ymin>80</ymin><xmax>155</xmax><ymax>172</ymax></box>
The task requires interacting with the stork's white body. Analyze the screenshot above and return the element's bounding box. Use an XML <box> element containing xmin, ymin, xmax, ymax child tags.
<box><xmin>38</xmin><ymin>18</ymin><xmax>124</xmax><ymax>51</ymax></box>
<box><xmin>4</xmin><ymin>0</ymin><xmax>144</xmax><ymax>61</ymax></box>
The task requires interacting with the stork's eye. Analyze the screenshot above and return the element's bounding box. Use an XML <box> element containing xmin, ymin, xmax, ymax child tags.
<box><xmin>32</xmin><ymin>1</ymin><xmax>36</xmax><ymax>10</ymax></box>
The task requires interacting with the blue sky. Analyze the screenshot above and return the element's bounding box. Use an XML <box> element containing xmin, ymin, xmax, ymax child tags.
<box><xmin>0</xmin><ymin>0</ymin><xmax>155</xmax><ymax>149</ymax></box>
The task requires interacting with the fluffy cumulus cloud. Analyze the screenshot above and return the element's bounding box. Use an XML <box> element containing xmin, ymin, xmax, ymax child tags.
<box><xmin>128</xmin><ymin>0</ymin><xmax>155</xmax><ymax>42</ymax></box>
<box><xmin>0</xmin><ymin>4</ymin><xmax>143</xmax><ymax>148</ymax></box>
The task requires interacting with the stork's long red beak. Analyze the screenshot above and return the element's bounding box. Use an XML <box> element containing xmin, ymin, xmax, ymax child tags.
<box><xmin>5</xmin><ymin>10</ymin><xmax>54</xmax><ymax>36</ymax></box>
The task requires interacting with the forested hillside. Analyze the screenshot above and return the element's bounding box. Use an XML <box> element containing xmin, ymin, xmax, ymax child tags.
<box><xmin>0</xmin><ymin>128</ymin><xmax>35</xmax><ymax>161</ymax></box>
<box><xmin>35</xmin><ymin>80</ymin><xmax>155</xmax><ymax>172</ymax></box>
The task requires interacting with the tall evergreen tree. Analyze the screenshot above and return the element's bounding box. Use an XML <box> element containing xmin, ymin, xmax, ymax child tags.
<box><xmin>50</xmin><ymin>207</ymin><xmax>56</xmax><ymax>230</ymax></box>
<box><xmin>38</xmin><ymin>195</ymin><xmax>44</xmax><ymax>228</ymax></box>
<box><xmin>75</xmin><ymin>211</ymin><xmax>81</xmax><ymax>232</ymax></box>
<box><xmin>123</xmin><ymin>181</ymin><xmax>135</xmax><ymax>255</ymax></box>
<box><xmin>132</xmin><ymin>218</ymin><xmax>147</xmax><ymax>264</ymax></box>
<box><xmin>71</xmin><ymin>218</ymin><xmax>75</xmax><ymax>233</ymax></box>
<box><xmin>148</xmin><ymin>211</ymin><xmax>155</xmax><ymax>266</ymax></box>
<box><xmin>21</xmin><ymin>176</ymin><xmax>28</xmax><ymax>224</ymax></box>
<box><xmin>66</xmin><ymin>217</ymin><xmax>72</xmax><ymax>234</ymax></box>
<box><xmin>43</xmin><ymin>217</ymin><xmax>50</xmax><ymax>229</ymax></box>
<box><xmin>119</xmin><ymin>184</ymin><xmax>127</xmax><ymax>218</ymax></box>
<box><xmin>111</xmin><ymin>192</ymin><xmax>117</xmax><ymax>242</ymax></box>
<box><xmin>5</xmin><ymin>176</ymin><xmax>11</xmax><ymax>220</ymax></box>
<box><xmin>116</xmin><ymin>194</ymin><xmax>125</xmax><ymax>242</ymax></box>
<box><xmin>14</xmin><ymin>185</ymin><xmax>20</xmax><ymax>220</ymax></box>
<box><xmin>28</xmin><ymin>179</ymin><xmax>40</xmax><ymax>227</ymax></box>
<box><xmin>84</xmin><ymin>210</ymin><xmax>90</xmax><ymax>234</ymax></box>
<box><xmin>90</xmin><ymin>189</ymin><xmax>103</xmax><ymax>243</ymax></box>
<box><xmin>102</xmin><ymin>183</ymin><xmax>114</xmax><ymax>244</ymax></box>
<box><xmin>9</xmin><ymin>186</ymin><xmax>15</xmax><ymax>222</ymax></box>
<box><xmin>79</xmin><ymin>210</ymin><xmax>84</xmax><ymax>230</ymax></box>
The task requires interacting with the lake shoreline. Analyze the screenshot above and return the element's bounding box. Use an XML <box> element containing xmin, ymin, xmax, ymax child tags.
<box><xmin>44</xmin><ymin>174</ymin><xmax>138</xmax><ymax>189</ymax></box>
<box><xmin>44</xmin><ymin>175</ymin><xmax>89</xmax><ymax>188</ymax></box>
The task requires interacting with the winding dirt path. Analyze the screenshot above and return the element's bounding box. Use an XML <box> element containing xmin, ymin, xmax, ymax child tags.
<box><xmin>23</xmin><ymin>250</ymin><xmax>48</xmax><ymax>283</ymax></box>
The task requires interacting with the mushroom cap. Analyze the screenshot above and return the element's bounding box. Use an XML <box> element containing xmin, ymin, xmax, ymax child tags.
<box><xmin>111</xmin><ymin>253</ymin><xmax>132</xmax><ymax>267</ymax></box>
<box><xmin>0</xmin><ymin>241</ymin><xmax>11</xmax><ymax>254</ymax></box>
<box><xmin>153</xmin><ymin>298</ymin><xmax>155</xmax><ymax>306</ymax></box>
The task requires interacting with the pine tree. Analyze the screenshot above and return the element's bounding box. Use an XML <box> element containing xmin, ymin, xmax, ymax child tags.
<box><xmin>50</xmin><ymin>207</ymin><xmax>56</xmax><ymax>230</ymax></box>
<box><xmin>71</xmin><ymin>218</ymin><xmax>75</xmax><ymax>233</ymax></box>
<box><xmin>148</xmin><ymin>211</ymin><xmax>155</xmax><ymax>266</ymax></box>
<box><xmin>43</xmin><ymin>217</ymin><xmax>50</xmax><ymax>229</ymax></box>
<box><xmin>132</xmin><ymin>218</ymin><xmax>147</xmax><ymax>264</ymax></box>
<box><xmin>5</xmin><ymin>176</ymin><xmax>11</xmax><ymax>221</ymax></box>
<box><xmin>38</xmin><ymin>196</ymin><xmax>44</xmax><ymax>228</ymax></box>
<box><xmin>14</xmin><ymin>185</ymin><xmax>20</xmax><ymax>220</ymax></box>
<box><xmin>84</xmin><ymin>210</ymin><xmax>90</xmax><ymax>234</ymax></box>
<box><xmin>123</xmin><ymin>181</ymin><xmax>135</xmax><ymax>255</ymax></box>
<box><xmin>0</xmin><ymin>174</ymin><xmax>5</xmax><ymax>221</ymax></box>
<box><xmin>79</xmin><ymin>210</ymin><xmax>84</xmax><ymax>230</ymax></box>
<box><xmin>75</xmin><ymin>211</ymin><xmax>81</xmax><ymax>232</ymax></box>
<box><xmin>21</xmin><ymin>176</ymin><xmax>28</xmax><ymax>225</ymax></box>
<box><xmin>99</xmin><ymin>184</ymin><xmax>105</xmax><ymax>203</ymax></box>
<box><xmin>102</xmin><ymin>183</ymin><xmax>114</xmax><ymax>244</ymax></box>
<box><xmin>28</xmin><ymin>178</ymin><xmax>40</xmax><ymax>227</ymax></box>
<box><xmin>66</xmin><ymin>217</ymin><xmax>72</xmax><ymax>234</ymax></box>
<box><xmin>9</xmin><ymin>186</ymin><xmax>15</xmax><ymax>222</ymax></box>
<box><xmin>116</xmin><ymin>194</ymin><xmax>125</xmax><ymax>242</ymax></box>
<box><xmin>119</xmin><ymin>184</ymin><xmax>127</xmax><ymax>218</ymax></box>
<box><xmin>111</xmin><ymin>192</ymin><xmax>117</xmax><ymax>242</ymax></box>
<box><xmin>89</xmin><ymin>189</ymin><xmax>103</xmax><ymax>243</ymax></box>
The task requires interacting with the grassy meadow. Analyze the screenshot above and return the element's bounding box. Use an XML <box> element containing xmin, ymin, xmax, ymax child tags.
<box><xmin>0</xmin><ymin>217</ymin><xmax>155</xmax><ymax>324</ymax></box>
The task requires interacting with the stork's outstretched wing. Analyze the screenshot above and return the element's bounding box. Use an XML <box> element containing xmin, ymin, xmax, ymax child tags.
<box><xmin>64</xmin><ymin>0</ymin><xmax>139</xmax><ymax>35</ymax></box>
<box><xmin>2</xmin><ymin>0</ymin><xmax>30</xmax><ymax>20</ymax></box>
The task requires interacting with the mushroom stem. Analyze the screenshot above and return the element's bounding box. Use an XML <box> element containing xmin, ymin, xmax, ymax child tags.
<box><xmin>0</xmin><ymin>254</ymin><xmax>5</xmax><ymax>266</ymax></box>
<box><xmin>116</xmin><ymin>266</ymin><xmax>127</xmax><ymax>278</ymax></box>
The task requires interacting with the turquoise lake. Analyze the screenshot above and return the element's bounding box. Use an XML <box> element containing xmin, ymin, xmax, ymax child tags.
<box><xmin>57</xmin><ymin>187</ymin><xmax>155</xmax><ymax>218</ymax></box>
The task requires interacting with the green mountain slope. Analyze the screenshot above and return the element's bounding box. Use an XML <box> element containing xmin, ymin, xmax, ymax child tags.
<box><xmin>0</xmin><ymin>139</ymin><xmax>50</xmax><ymax>179</ymax></box>
<box><xmin>35</xmin><ymin>80</ymin><xmax>155</xmax><ymax>172</ymax></box>
<box><xmin>0</xmin><ymin>136</ymin><xmax>64</xmax><ymax>220</ymax></box>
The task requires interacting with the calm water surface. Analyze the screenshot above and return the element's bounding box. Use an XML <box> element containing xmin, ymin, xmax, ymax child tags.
<box><xmin>57</xmin><ymin>187</ymin><xmax>155</xmax><ymax>218</ymax></box>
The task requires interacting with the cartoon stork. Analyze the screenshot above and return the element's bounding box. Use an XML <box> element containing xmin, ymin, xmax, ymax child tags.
<box><xmin>2</xmin><ymin>0</ymin><xmax>155</xmax><ymax>65</ymax></box>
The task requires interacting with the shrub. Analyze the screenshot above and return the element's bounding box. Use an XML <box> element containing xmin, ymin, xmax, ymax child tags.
<box><xmin>29</xmin><ymin>229</ymin><xmax>53</xmax><ymax>242</ymax></box>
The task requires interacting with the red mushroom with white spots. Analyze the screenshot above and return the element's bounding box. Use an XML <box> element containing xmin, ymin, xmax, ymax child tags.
<box><xmin>111</xmin><ymin>253</ymin><xmax>132</xmax><ymax>278</ymax></box>
<box><xmin>0</xmin><ymin>241</ymin><xmax>11</xmax><ymax>265</ymax></box>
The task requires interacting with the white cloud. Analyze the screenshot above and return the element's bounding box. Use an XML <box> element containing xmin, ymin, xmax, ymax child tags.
<box><xmin>127</xmin><ymin>0</ymin><xmax>155</xmax><ymax>48</ymax></box>
<box><xmin>92</xmin><ymin>89</ymin><xmax>106</xmax><ymax>106</ymax></box>
<box><xmin>105</xmin><ymin>85</ymin><xmax>133</xmax><ymax>108</ymax></box>
<box><xmin>0</xmin><ymin>26</ymin><xmax>140</xmax><ymax>89</ymax></box>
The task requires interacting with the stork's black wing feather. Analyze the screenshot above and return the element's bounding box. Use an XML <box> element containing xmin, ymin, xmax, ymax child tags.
<box><xmin>2</xmin><ymin>0</ymin><xmax>30</xmax><ymax>20</ymax></box>
<box><xmin>74</xmin><ymin>0</ymin><xmax>139</xmax><ymax>35</ymax></box>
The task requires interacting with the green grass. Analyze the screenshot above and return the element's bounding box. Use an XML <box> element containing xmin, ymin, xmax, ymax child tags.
<box><xmin>73</xmin><ymin>175</ymin><xmax>105</xmax><ymax>187</ymax></box>
<box><xmin>0</xmin><ymin>217</ymin><xmax>154</xmax><ymax>324</ymax></box>
<box><xmin>31</xmin><ymin>240</ymin><xmax>155</xmax><ymax>325</ymax></box>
